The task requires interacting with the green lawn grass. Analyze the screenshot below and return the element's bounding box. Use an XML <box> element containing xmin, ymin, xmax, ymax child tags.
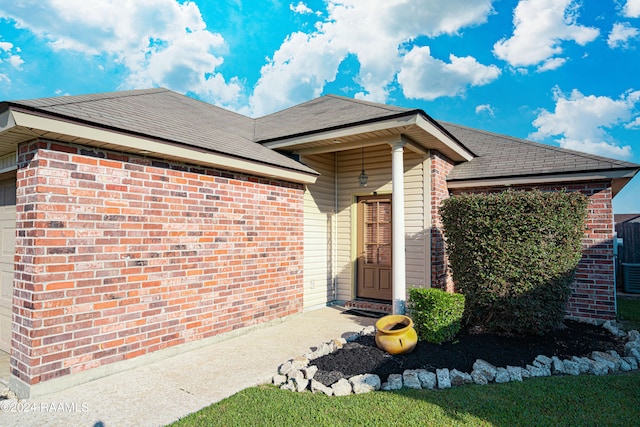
<box><xmin>172</xmin><ymin>372</ymin><xmax>640</xmax><ymax>427</ymax></box>
<box><xmin>173</xmin><ymin>300</ymin><xmax>640</xmax><ymax>426</ymax></box>
<box><xmin>618</xmin><ymin>296</ymin><xmax>640</xmax><ymax>331</ymax></box>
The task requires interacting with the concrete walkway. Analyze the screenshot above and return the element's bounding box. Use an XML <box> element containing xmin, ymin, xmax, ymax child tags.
<box><xmin>1</xmin><ymin>306</ymin><xmax>376</xmax><ymax>427</ymax></box>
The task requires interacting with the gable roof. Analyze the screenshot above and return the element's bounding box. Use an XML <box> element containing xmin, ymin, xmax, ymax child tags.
<box><xmin>256</xmin><ymin>94</ymin><xmax>420</xmax><ymax>141</ymax></box>
<box><xmin>1</xmin><ymin>88</ymin><xmax>316</xmax><ymax>177</ymax></box>
<box><xmin>1</xmin><ymin>88</ymin><xmax>638</xmax><ymax>191</ymax></box>
<box><xmin>256</xmin><ymin>95</ymin><xmax>474</xmax><ymax>162</ymax></box>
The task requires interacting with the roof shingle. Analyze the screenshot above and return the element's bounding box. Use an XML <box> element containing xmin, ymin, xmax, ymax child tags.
<box><xmin>4</xmin><ymin>89</ymin><xmax>638</xmax><ymax>182</ymax></box>
<box><xmin>6</xmin><ymin>88</ymin><xmax>316</xmax><ymax>174</ymax></box>
<box><xmin>440</xmin><ymin>122</ymin><xmax>639</xmax><ymax>181</ymax></box>
<box><xmin>255</xmin><ymin>94</ymin><xmax>417</xmax><ymax>142</ymax></box>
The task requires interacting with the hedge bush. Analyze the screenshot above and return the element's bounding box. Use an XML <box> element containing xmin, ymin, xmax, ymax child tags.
<box><xmin>439</xmin><ymin>190</ymin><xmax>588</xmax><ymax>335</ymax></box>
<box><xmin>408</xmin><ymin>287</ymin><xmax>465</xmax><ymax>343</ymax></box>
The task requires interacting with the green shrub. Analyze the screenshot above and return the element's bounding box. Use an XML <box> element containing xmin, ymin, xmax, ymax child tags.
<box><xmin>408</xmin><ymin>287</ymin><xmax>465</xmax><ymax>343</ymax></box>
<box><xmin>440</xmin><ymin>190</ymin><xmax>588</xmax><ymax>335</ymax></box>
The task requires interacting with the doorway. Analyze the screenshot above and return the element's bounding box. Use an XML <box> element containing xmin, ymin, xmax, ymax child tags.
<box><xmin>356</xmin><ymin>195</ymin><xmax>392</xmax><ymax>300</ymax></box>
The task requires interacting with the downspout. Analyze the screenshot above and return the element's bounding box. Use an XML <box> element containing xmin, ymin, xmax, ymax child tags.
<box><xmin>333</xmin><ymin>151</ymin><xmax>338</xmax><ymax>302</ymax></box>
<box><xmin>613</xmin><ymin>229</ymin><xmax>618</xmax><ymax>316</ymax></box>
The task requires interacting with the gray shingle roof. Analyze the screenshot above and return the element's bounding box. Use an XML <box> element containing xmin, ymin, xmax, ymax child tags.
<box><xmin>6</xmin><ymin>88</ymin><xmax>316</xmax><ymax>174</ymax></box>
<box><xmin>5</xmin><ymin>89</ymin><xmax>638</xmax><ymax>182</ymax></box>
<box><xmin>255</xmin><ymin>94</ymin><xmax>418</xmax><ymax>142</ymax></box>
<box><xmin>440</xmin><ymin>122</ymin><xmax>639</xmax><ymax>181</ymax></box>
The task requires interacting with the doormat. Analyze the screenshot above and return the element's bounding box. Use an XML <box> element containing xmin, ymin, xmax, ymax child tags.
<box><xmin>343</xmin><ymin>309</ymin><xmax>386</xmax><ymax>318</ymax></box>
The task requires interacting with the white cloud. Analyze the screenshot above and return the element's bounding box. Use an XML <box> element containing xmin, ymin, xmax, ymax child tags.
<box><xmin>537</xmin><ymin>57</ymin><xmax>567</xmax><ymax>72</ymax></box>
<box><xmin>290</xmin><ymin>2</ymin><xmax>314</xmax><ymax>14</ymax></box>
<box><xmin>476</xmin><ymin>104</ymin><xmax>496</xmax><ymax>117</ymax></box>
<box><xmin>624</xmin><ymin>0</ymin><xmax>640</xmax><ymax>18</ymax></box>
<box><xmin>250</xmin><ymin>31</ymin><xmax>348</xmax><ymax>117</ymax></box>
<box><xmin>493</xmin><ymin>0</ymin><xmax>599</xmax><ymax>69</ymax></box>
<box><xmin>397</xmin><ymin>46</ymin><xmax>500</xmax><ymax>100</ymax></box>
<box><xmin>8</xmin><ymin>55</ymin><xmax>24</xmax><ymax>69</ymax></box>
<box><xmin>0</xmin><ymin>0</ymin><xmax>242</xmax><ymax>108</ymax></box>
<box><xmin>250</xmin><ymin>0</ymin><xmax>495</xmax><ymax>115</ymax></box>
<box><xmin>529</xmin><ymin>87</ymin><xmax>639</xmax><ymax>159</ymax></box>
<box><xmin>0</xmin><ymin>40</ymin><xmax>24</xmax><ymax>70</ymax></box>
<box><xmin>608</xmin><ymin>22</ymin><xmax>639</xmax><ymax>49</ymax></box>
<box><xmin>625</xmin><ymin>116</ymin><xmax>640</xmax><ymax>129</ymax></box>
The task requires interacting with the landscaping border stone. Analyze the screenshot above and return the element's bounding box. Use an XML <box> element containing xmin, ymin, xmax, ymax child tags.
<box><xmin>272</xmin><ymin>323</ymin><xmax>640</xmax><ymax>397</ymax></box>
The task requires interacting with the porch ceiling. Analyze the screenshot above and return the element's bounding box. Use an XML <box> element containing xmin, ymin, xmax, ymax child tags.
<box><xmin>261</xmin><ymin>114</ymin><xmax>474</xmax><ymax>163</ymax></box>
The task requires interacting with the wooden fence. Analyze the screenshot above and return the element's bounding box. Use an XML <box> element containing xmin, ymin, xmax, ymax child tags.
<box><xmin>617</xmin><ymin>222</ymin><xmax>640</xmax><ymax>264</ymax></box>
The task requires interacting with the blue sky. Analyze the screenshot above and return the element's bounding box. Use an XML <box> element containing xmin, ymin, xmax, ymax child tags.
<box><xmin>0</xmin><ymin>0</ymin><xmax>639</xmax><ymax>212</ymax></box>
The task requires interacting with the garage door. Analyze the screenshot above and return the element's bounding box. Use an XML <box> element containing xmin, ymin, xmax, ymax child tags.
<box><xmin>0</xmin><ymin>178</ymin><xmax>16</xmax><ymax>353</ymax></box>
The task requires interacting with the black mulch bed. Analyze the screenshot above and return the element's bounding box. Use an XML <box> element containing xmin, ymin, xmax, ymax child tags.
<box><xmin>313</xmin><ymin>320</ymin><xmax>626</xmax><ymax>386</ymax></box>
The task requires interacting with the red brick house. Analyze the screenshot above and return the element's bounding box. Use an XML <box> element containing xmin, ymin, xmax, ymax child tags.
<box><xmin>0</xmin><ymin>88</ymin><xmax>637</xmax><ymax>397</ymax></box>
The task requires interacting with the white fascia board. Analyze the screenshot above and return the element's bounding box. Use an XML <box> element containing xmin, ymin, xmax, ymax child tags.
<box><xmin>264</xmin><ymin>113</ymin><xmax>473</xmax><ymax>162</ymax></box>
<box><xmin>415</xmin><ymin>115</ymin><xmax>474</xmax><ymax>162</ymax></box>
<box><xmin>10</xmin><ymin>110</ymin><xmax>317</xmax><ymax>184</ymax></box>
<box><xmin>447</xmin><ymin>169</ymin><xmax>638</xmax><ymax>189</ymax></box>
<box><xmin>0</xmin><ymin>109</ymin><xmax>16</xmax><ymax>131</ymax></box>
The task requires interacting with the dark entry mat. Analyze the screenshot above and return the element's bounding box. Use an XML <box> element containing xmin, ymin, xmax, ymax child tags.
<box><xmin>342</xmin><ymin>309</ymin><xmax>386</xmax><ymax>318</ymax></box>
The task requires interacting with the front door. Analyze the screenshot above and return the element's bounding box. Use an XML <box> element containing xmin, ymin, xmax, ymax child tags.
<box><xmin>357</xmin><ymin>195</ymin><xmax>392</xmax><ymax>300</ymax></box>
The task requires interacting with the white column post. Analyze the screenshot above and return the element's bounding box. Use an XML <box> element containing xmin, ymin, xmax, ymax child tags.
<box><xmin>390</xmin><ymin>139</ymin><xmax>406</xmax><ymax>314</ymax></box>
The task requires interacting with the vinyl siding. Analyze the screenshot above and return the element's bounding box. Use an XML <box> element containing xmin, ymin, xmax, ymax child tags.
<box><xmin>301</xmin><ymin>153</ymin><xmax>336</xmax><ymax>309</ymax></box>
<box><xmin>335</xmin><ymin>145</ymin><xmax>429</xmax><ymax>302</ymax></box>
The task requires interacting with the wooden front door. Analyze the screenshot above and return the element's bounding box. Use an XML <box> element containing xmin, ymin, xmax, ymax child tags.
<box><xmin>357</xmin><ymin>195</ymin><xmax>392</xmax><ymax>300</ymax></box>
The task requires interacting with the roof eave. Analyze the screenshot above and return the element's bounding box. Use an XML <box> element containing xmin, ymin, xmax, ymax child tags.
<box><xmin>3</xmin><ymin>109</ymin><xmax>319</xmax><ymax>184</ymax></box>
<box><xmin>447</xmin><ymin>168</ymin><xmax>639</xmax><ymax>197</ymax></box>
<box><xmin>261</xmin><ymin>111</ymin><xmax>474</xmax><ymax>162</ymax></box>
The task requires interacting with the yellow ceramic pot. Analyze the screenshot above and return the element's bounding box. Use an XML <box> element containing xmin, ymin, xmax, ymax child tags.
<box><xmin>374</xmin><ymin>314</ymin><xmax>418</xmax><ymax>355</ymax></box>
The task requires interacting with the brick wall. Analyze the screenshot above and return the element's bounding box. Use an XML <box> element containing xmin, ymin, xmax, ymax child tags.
<box><xmin>430</xmin><ymin>151</ymin><xmax>455</xmax><ymax>291</ymax></box>
<box><xmin>13</xmin><ymin>140</ymin><xmax>305</xmax><ymax>387</ymax></box>
<box><xmin>449</xmin><ymin>181</ymin><xmax>616</xmax><ymax>321</ymax></box>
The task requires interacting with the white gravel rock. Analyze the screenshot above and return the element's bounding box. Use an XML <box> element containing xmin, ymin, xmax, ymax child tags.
<box><xmin>627</xmin><ymin>330</ymin><xmax>640</xmax><ymax>342</ymax></box>
<box><xmin>551</xmin><ymin>357</ymin><xmax>565</xmax><ymax>375</ymax></box>
<box><xmin>385</xmin><ymin>374</ymin><xmax>403</xmax><ymax>391</ymax></box>
<box><xmin>507</xmin><ymin>366</ymin><xmax>523</xmax><ymax>382</ymax></box>
<box><xmin>472</xmin><ymin>359</ymin><xmax>497</xmax><ymax>382</ymax></box>
<box><xmin>494</xmin><ymin>367</ymin><xmax>510</xmax><ymax>383</ymax></box>
<box><xmin>450</xmin><ymin>369</ymin><xmax>473</xmax><ymax>386</ymax></box>
<box><xmin>360</xmin><ymin>326</ymin><xmax>376</xmax><ymax>336</ymax></box>
<box><xmin>332</xmin><ymin>378</ymin><xmax>353</xmax><ymax>396</ymax></box>
<box><xmin>302</xmin><ymin>365</ymin><xmax>318</xmax><ymax>380</ymax></box>
<box><xmin>436</xmin><ymin>368</ymin><xmax>451</xmax><ymax>389</ymax></box>
<box><xmin>525</xmin><ymin>364</ymin><xmax>544</xmax><ymax>377</ymax></box>
<box><xmin>417</xmin><ymin>369</ymin><xmax>437</xmax><ymax>390</ymax></box>
<box><xmin>471</xmin><ymin>370</ymin><xmax>489</xmax><ymax>385</ymax></box>
<box><xmin>310</xmin><ymin>380</ymin><xmax>333</xmax><ymax>396</ymax></box>
<box><xmin>533</xmin><ymin>355</ymin><xmax>552</xmax><ymax>369</ymax></box>
<box><xmin>591</xmin><ymin>352</ymin><xmax>618</xmax><ymax>373</ymax></box>
<box><xmin>562</xmin><ymin>359</ymin><xmax>580</xmax><ymax>376</ymax></box>
<box><xmin>623</xmin><ymin>356</ymin><xmax>638</xmax><ymax>370</ymax></box>
<box><xmin>571</xmin><ymin>356</ymin><xmax>592</xmax><ymax>374</ymax></box>
<box><xmin>272</xmin><ymin>374</ymin><xmax>287</xmax><ymax>386</ymax></box>
<box><xmin>402</xmin><ymin>370</ymin><xmax>422</xmax><ymax>389</ymax></box>
<box><xmin>349</xmin><ymin>374</ymin><xmax>381</xmax><ymax>394</ymax></box>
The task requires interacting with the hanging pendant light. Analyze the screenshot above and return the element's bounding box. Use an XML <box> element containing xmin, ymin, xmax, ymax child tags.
<box><xmin>358</xmin><ymin>147</ymin><xmax>368</xmax><ymax>187</ymax></box>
